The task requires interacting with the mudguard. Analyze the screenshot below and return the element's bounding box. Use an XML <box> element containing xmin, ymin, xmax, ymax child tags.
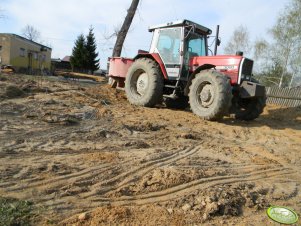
<box><xmin>134</xmin><ymin>53</ymin><xmax>168</xmax><ymax>79</ymax></box>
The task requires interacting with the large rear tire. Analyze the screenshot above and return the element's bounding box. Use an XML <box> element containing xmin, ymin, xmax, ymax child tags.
<box><xmin>125</xmin><ymin>58</ymin><xmax>164</xmax><ymax>107</ymax></box>
<box><xmin>189</xmin><ymin>70</ymin><xmax>232</xmax><ymax>120</ymax></box>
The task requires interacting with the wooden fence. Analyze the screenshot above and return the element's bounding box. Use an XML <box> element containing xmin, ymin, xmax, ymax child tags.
<box><xmin>266</xmin><ymin>86</ymin><xmax>301</xmax><ymax>107</ymax></box>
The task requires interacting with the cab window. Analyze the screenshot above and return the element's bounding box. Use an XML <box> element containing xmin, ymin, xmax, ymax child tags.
<box><xmin>156</xmin><ymin>28</ymin><xmax>181</xmax><ymax>64</ymax></box>
<box><xmin>187</xmin><ymin>34</ymin><xmax>206</xmax><ymax>56</ymax></box>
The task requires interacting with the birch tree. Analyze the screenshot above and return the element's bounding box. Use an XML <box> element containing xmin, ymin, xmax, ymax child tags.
<box><xmin>224</xmin><ymin>25</ymin><xmax>251</xmax><ymax>55</ymax></box>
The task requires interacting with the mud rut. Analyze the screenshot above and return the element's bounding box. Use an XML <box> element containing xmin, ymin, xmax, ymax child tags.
<box><xmin>0</xmin><ymin>76</ymin><xmax>300</xmax><ymax>224</ymax></box>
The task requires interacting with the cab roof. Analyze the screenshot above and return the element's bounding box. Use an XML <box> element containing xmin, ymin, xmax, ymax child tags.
<box><xmin>148</xmin><ymin>19</ymin><xmax>212</xmax><ymax>35</ymax></box>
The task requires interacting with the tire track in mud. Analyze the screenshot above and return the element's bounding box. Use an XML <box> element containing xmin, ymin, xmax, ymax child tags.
<box><xmin>80</xmin><ymin>146</ymin><xmax>201</xmax><ymax>198</ymax></box>
<box><xmin>35</xmin><ymin>145</ymin><xmax>294</xmax><ymax>209</ymax></box>
<box><xmin>90</xmin><ymin>167</ymin><xmax>296</xmax><ymax>206</ymax></box>
<box><xmin>3</xmin><ymin>159</ymin><xmax>133</xmax><ymax>193</ymax></box>
<box><xmin>33</xmin><ymin>146</ymin><xmax>200</xmax><ymax>207</ymax></box>
<box><xmin>0</xmin><ymin>119</ymin><xmax>105</xmax><ymax>148</ymax></box>
<box><xmin>2</xmin><ymin>143</ymin><xmax>297</xmax><ymax>215</ymax></box>
<box><xmin>2</xmin><ymin>164</ymin><xmax>110</xmax><ymax>191</ymax></box>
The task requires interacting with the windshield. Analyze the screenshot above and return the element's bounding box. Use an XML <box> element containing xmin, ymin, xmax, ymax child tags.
<box><xmin>187</xmin><ymin>33</ymin><xmax>206</xmax><ymax>56</ymax></box>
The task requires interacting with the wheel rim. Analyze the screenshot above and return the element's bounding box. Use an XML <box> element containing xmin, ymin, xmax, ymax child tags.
<box><xmin>136</xmin><ymin>72</ymin><xmax>148</xmax><ymax>95</ymax></box>
<box><xmin>197</xmin><ymin>82</ymin><xmax>215</xmax><ymax>108</ymax></box>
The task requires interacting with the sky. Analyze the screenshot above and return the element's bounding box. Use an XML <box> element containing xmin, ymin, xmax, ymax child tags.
<box><xmin>0</xmin><ymin>0</ymin><xmax>289</xmax><ymax>69</ymax></box>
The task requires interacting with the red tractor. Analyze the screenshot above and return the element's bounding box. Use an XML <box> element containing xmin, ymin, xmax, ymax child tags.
<box><xmin>108</xmin><ymin>20</ymin><xmax>266</xmax><ymax>121</ymax></box>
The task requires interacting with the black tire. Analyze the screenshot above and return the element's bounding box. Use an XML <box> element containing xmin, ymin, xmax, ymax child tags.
<box><xmin>189</xmin><ymin>70</ymin><xmax>232</xmax><ymax>121</ymax></box>
<box><xmin>230</xmin><ymin>79</ymin><xmax>266</xmax><ymax>121</ymax></box>
<box><xmin>230</xmin><ymin>94</ymin><xmax>266</xmax><ymax>121</ymax></box>
<box><xmin>125</xmin><ymin>58</ymin><xmax>164</xmax><ymax>107</ymax></box>
<box><xmin>164</xmin><ymin>95</ymin><xmax>189</xmax><ymax>109</ymax></box>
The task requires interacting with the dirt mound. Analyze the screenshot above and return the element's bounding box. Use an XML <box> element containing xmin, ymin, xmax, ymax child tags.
<box><xmin>110</xmin><ymin>167</ymin><xmax>201</xmax><ymax>197</ymax></box>
<box><xmin>62</xmin><ymin>183</ymin><xmax>270</xmax><ymax>225</ymax></box>
<box><xmin>171</xmin><ymin>183</ymin><xmax>269</xmax><ymax>221</ymax></box>
<box><xmin>123</xmin><ymin>121</ymin><xmax>166</xmax><ymax>132</ymax></box>
<box><xmin>61</xmin><ymin>205</ymin><xmax>185</xmax><ymax>226</ymax></box>
<box><xmin>4</xmin><ymin>85</ymin><xmax>25</xmax><ymax>98</ymax></box>
<box><xmin>0</xmin><ymin>76</ymin><xmax>51</xmax><ymax>100</ymax></box>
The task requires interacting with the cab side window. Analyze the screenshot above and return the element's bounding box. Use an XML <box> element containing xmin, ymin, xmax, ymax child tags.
<box><xmin>156</xmin><ymin>28</ymin><xmax>181</xmax><ymax>64</ymax></box>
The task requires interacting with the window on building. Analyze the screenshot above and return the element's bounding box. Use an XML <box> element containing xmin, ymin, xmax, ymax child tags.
<box><xmin>0</xmin><ymin>46</ymin><xmax>2</xmax><ymax>51</ymax></box>
<box><xmin>20</xmin><ymin>48</ymin><xmax>26</xmax><ymax>57</ymax></box>
<box><xmin>33</xmin><ymin>52</ymin><xmax>38</xmax><ymax>60</ymax></box>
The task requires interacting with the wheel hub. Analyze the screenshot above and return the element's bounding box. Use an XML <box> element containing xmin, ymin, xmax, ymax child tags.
<box><xmin>199</xmin><ymin>84</ymin><xmax>214</xmax><ymax>107</ymax></box>
<box><xmin>136</xmin><ymin>73</ymin><xmax>148</xmax><ymax>95</ymax></box>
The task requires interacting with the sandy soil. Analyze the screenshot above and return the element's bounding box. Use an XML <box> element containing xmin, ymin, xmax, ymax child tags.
<box><xmin>0</xmin><ymin>74</ymin><xmax>300</xmax><ymax>225</ymax></box>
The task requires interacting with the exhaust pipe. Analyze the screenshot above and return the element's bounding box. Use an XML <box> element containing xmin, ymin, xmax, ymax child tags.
<box><xmin>214</xmin><ymin>25</ymin><xmax>220</xmax><ymax>56</ymax></box>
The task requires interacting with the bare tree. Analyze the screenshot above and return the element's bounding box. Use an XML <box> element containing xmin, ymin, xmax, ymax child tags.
<box><xmin>21</xmin><ymin>25</ymin><xmax>41</xmax><ymax>42</ymax></box>
<box><xmin>253</xmin><ymin>39</ymin><xmax>269</xmax><ymax>60</ymax></box>
<box><xmin>224</xmin><ymin>25</ymin><xmax>251</xmax><ymax>55</ymax></box>
<box><xmin>112</xmin><ymin>0</ymin><xmax>140</xmax><ymax>57</ymax></box>
<box><xmin>270</xmin><ymin>0</ymin><xmax>301</xmax><ymax>88</ymax></box>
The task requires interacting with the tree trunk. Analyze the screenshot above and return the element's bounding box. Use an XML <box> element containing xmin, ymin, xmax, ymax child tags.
<box><xmin>112</xmin><ymin>0</ymin><xmax>140</xmax><ymax>57</ymax></box>
<box><xmin>279</xmin><ymin>43</ymin><xmax>292</xmax><ymax>88</ymax></box>
<box><xmin>289</xmin><ymin>73</ymin><xmax>295</xmax><ymax>88</ymax></box>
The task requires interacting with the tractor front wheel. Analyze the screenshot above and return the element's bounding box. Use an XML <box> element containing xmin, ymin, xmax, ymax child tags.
<box><xmin>189</xmin><ymin>70</ymin><xmax>232</xmax><ymax>120</ymax></box>
<box><xmin>125</xmin><ymin>58</ymin><xmax>164</xmax><ymax>107</ymax></box>
<box><xmin>230</xmin><ymin>95</ymin><xmax>266</xmax><ymax>121</ymax></box>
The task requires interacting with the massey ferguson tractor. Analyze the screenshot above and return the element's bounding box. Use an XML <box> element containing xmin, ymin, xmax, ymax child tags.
<box><xmin>108</xmin><ymin>20</ymin><xmax>266</xmax><ymax>121</ymax></box>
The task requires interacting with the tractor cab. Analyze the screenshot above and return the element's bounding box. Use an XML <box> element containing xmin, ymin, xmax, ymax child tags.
<box><xmin>148</xmin><ymin>20</ymin><xmax>212</xmax><ymax>80</ymax></box>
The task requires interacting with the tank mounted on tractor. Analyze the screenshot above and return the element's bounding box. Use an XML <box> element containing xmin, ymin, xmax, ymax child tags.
<box><xmin>108</xmin><ymin>19</ymin><xmax>266</xmax><ymax>121</ymax></box>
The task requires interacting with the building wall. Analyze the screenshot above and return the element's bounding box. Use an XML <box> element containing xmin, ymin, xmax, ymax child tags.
<box><xmin>0</xmin><ymin>34</ymin><xmax>52</xmax><ymax>74</ymax></box>
<box><xmin>0</xmin><ymin>34</ymin><xmax>12</xmax><ymax>65</ymax></box>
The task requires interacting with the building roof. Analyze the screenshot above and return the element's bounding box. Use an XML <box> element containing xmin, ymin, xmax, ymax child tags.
<box><xmin>148</xmin><ymin>19</ymin><xmax>212</xmax><ymax>35</ymax></box>
<box><xmin>62</xmin><ymin>56</ymin><xmax>71</xmax><ymax>62</ymax></box>
<box><xmin>51</xmin><ymin>58</ymin><xmax>61</xmax><ymax>62</ymax></box>
<box><xmin>0</xmin><ymin>33</ymin><xmax>52</xmax><ymax>50</ymax></box>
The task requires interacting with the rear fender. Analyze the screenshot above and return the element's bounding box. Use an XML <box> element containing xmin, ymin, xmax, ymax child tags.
<box><xmin>184</xmin><ymin>64</ymin><xmax>215</xmax><ymax>96</ymax></box>
<box><xmin>134</xmin><ymin>53</ymin><xmax>168</xmax><ymax>79</ymax></box>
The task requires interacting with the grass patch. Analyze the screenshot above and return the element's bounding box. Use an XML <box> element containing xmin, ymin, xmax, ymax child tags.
<box><xmin>0</xmin><ymin>197</ymin><xmax>35</xmax><ymax>226</ymax></box>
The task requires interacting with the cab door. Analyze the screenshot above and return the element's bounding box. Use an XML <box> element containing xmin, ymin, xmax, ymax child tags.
<box><xmin>154</xmin><ymin>27</ymin><xmax>183</xmax><ymax>79</ymax></box>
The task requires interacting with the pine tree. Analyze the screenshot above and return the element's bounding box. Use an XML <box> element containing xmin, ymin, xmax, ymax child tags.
<box><xmin>70</xmin><ymin>34</ymin><xmax>87</xmax><ymax>72</ymax></box>
<box><xmin>85</xmin><ymin>27</ymin><xmax>99</xmax><ymax>74</ymax></box>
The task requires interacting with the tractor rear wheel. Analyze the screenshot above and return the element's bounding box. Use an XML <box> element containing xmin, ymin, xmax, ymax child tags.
<box><xmin>189</xmin><ymin>70</ymin><xmax>232</xmax><ymax>120</ymax></box>
<box><xmin>125</xmin><ymin>58</ymin><xmax>163</xmax><ymax>107</ymax></box>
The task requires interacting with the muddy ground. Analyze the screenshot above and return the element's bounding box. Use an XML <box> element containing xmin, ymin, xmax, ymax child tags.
<box><xmin>0</xmin><ymin>74</ymin><xmax>300</xmax><ymax>225</ymax></box>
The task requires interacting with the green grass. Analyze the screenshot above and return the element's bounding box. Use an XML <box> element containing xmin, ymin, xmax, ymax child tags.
<box><xmin>0</xmin><ymin>197</ymin><xmax>35</xmax><ymax>226</ymax></box>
